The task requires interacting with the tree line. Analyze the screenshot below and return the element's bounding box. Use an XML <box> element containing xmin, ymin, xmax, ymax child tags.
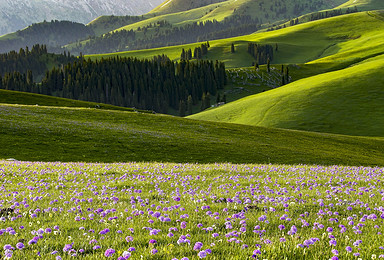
<box><xmin>308</xmin><ymin>7</ymin><xmax>358</xmax><ymax>22</ymax></box>
<box><xmin>0</xmin><ymin>45</ymin><xmax>76</xmax><ymax>78</ymax></box>
<box><xmin>247</xmin><ymin>43</ymin><xmax>275</xmax><ymax>65</ymax></box>
<box><xmin>181</xmin><ymin>43</ymin><xmax>210</xmax><ymax>60</ymax></box>
<box><xmin>0</xmin><ymin>56</ymin><xmax>227</xmax><ymax>114</ymax></box>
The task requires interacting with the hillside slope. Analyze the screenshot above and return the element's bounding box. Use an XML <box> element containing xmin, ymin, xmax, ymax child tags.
<box><xmin>337</xmin><ymin>0</ymin><xmax>384</xmax><ymax>10</ymax></box>
<box><xmin>1</xmin><ymin>103</ymin><xmax>384</xmax><ymax>166</ymax></box>
<box><xmin>0</xmin><ymin>0</ymin><xmax>163</xmax><ymax>37</ymax></box>
<box><xmin>116</xmin><ymin>0</ymin><xmax>347</xmax><ymax>32</ymax></box>
<box><xmin>189</xmin><ymin>53</ymin><xmax>384</xmax><ymax>137</ymax></box>
<box><xmin>88</xmin><ymin>11</ymin><xmax>384</xmax><ymax>69</ymax></box>
<box><xmin>150</xmin><ymin>0</ymin><xmax>227</xmax><ymax>15</ymax></box>
<box><xmin>0</xmin><ymin>20</ymin><xmax>94</xmax><ymax>53</ymax></box>
<box><xmin>69</xmin><ymin>0</ymin><xmax>347</xmax><ymax>55</ymax></box>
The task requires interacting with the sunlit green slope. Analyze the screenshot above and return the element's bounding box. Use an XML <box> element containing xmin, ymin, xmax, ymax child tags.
<box><xmin>337</xmin><ymin>0</ymin><xmax>384</xmax><ymax>10</ymax></box>
<box><xmin>189</xmin><ymin>53</ymin><xmax>384</xmax><ymax>137</ymax></box>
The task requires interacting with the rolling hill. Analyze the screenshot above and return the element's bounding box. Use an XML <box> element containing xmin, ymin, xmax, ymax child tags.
<box><xmin>338</xmin><ymin>0</ymin><xmax>384</xmax><ymax>10</ymax></box>
<box><xmin>0</xmin><ymin>20</ymin><xmax>94</xmax><ymax>54</ymax></box>
<box><xmin>67</xmin><ymin>0</ymin><xmax>347</xmax><ymax>55</ymax></box>
<box><xmin>87</xmin><ymin>11</ymin><xmax>384</xmax><ymax>68</ymax></box>
<box><xmin>186</xmin><ymin>11</ymin><xmax>384</xmax><ymax>137</ymax></box>
<box><xmin>189</xmin><ymin>54</ymin><xmax>384</xmax><ymax>137</ymax></box>
<box><xmin>1</xmin><ymin>102</ymin><xmax>384</xmax><ymax>166</ymax></box>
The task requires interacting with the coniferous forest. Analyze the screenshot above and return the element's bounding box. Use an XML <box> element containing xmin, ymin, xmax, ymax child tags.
<box><xmin>0</xmin><ymin>45</ymin><xmax>76</xmax><ymax>77</ymax></box>
<box><xmin>0</xmin><ymin>47</ymin><xmax>226</xmax><ymax>114</ymax></box>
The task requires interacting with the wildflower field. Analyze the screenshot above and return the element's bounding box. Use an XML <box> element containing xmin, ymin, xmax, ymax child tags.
<box><xmin>0</xmin><ymin>161</ymin><xmax>383</xmax><ymax>259</ymax></box>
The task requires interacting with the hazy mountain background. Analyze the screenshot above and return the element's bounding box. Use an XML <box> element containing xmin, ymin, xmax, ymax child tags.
<box><xmin>0</xmin><ymin>0</ymin><xmax>164</xmax><ymax>36</ymax></box>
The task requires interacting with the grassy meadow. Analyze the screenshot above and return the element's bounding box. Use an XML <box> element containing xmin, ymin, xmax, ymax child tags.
<box><xmin>1</xmin><ymin>103</ymin><xmax>384</xmax><ymax>166</ymax></box>
<box><xmin>0</xmin><ymin>161</ymin><xmax>383</xmax><ymax>259</ymax></box>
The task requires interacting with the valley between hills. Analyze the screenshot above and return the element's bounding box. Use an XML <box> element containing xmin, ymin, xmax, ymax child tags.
<box><xmin>0</xmin><ymin>1</ymin><xmax>384</xmax><ymax>260</ymax></box>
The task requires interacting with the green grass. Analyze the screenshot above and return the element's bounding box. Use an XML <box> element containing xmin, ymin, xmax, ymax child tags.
<box><xmin>189</xmin><ymin>52</ymin><xmax>384</xmax><ymax>137</ymax></box>
<box><xmin>338</xmin><ymin>0</ymin><xmax>384</xmax><ymax>10</ymax></box>
<box><xmin>87</xmin><ymin>11</ymin><xmax>384</xmax><ymax>68</ymax></box>
<box><xmin>1</xmin><ymin>103</ymin><xmax>384</xmax><ymax>166</ymax></box>
<box><xmin>150</xmin><ymin>0</ymin><xmax>227</xmax><ymax>15</ymax></box>
<box><xmin>0</xmin><ymin>89</ymin><xmax>151</xmax><ymax>112</ymax></box>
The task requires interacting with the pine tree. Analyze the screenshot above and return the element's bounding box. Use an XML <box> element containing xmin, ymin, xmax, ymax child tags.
<box><xmin>187</xmin><ymin>95</ymin><xmax>193</xmax><ymax>115</ymax></box>
<box><xmin>231</xmin><ymin>43</ymin><xmax>235</xmax><ymax>53</ymax></box>
<box><xmin>201</xmin><ymin>92</ymin><xmax>206</xmax><ymax>111</ymax></box>
<box><xmin>205</xmin><ymin>92</ymin><xmax>211</xmax><ymax>110</ymax></box>
<box><xmin>216</xmin><ymin>93</ymin><xmax>221</xmax><ymax>104</ymax></box>
<box><xmin>222</xmin><ymin>94</ymin><xmax>227</xmax><ymax>104</ymax></box>
<box><xmin>179</xmin><ymin>100</ymin><xmax>186</xmax><ymax>117</ymax></box>
<box><xmin>267</xmin><ymin>58</ymin><xmax>271</xmax><ymax>73</ymax></box>
<box><xmin>285</xmin><ymin>66</ymin><xmax>289</xmax><ymax>84</ymax></box>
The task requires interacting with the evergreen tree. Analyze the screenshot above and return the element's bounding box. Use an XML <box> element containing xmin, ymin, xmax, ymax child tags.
<box><xmin>179</xmin><ymin>100</ymin><xmax>186</xmax><ymax>117</ymax></box>
<box><xmin>231</xmin><ymin>43</ymin><xmax>235</xmax><ymax>53</ymax></box>
<box><xmin>205</xmin><ymin>92</ymin><xmax>211</xmax><ymax>110</ymax></box>
<box><xmin>187</xmin><ymin>95</ymin><xmax>193</xmax><ymax>115</ymax></box>
<box><xmin>285</xmin><ymin>67</ymin><xmax>290</xmax><ymax>84</ymax></box>
<box><xmin>201</xmin><ymin>92</ymin><xmax>206</xmax><ymax>111</ymax></box>
<box><xmin>221</xmin><ymin>94</ymin><xmax>227</xmax><ymax>104</ymax></box>
<box><xmin>216</xmin><ymin>93</ymin><xmax>221</xmax><ymax>104</ymax></box>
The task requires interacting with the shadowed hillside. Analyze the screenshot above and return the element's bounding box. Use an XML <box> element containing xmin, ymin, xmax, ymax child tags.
<box><xmin>1</xmin><ymin>103</ymin><xmax>384</xmax><ymax>166</ymax></box>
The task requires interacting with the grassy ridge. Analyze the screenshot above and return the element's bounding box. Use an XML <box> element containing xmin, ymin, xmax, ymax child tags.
<box><xmin>1</xmin><ymin>103</ymin><xmax>384</xmax><ymax>166</ymax></box>
<box><xmin>87</xmin><ymin>12</ymin><xmax>384</xmax><ymax>68</ymax></box>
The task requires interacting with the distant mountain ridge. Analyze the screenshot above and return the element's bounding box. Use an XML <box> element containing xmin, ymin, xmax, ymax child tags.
<box><xmin>0</xmin><ymin>0</ymin><xmax>164</xmax><ymax>36</ymax></box>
